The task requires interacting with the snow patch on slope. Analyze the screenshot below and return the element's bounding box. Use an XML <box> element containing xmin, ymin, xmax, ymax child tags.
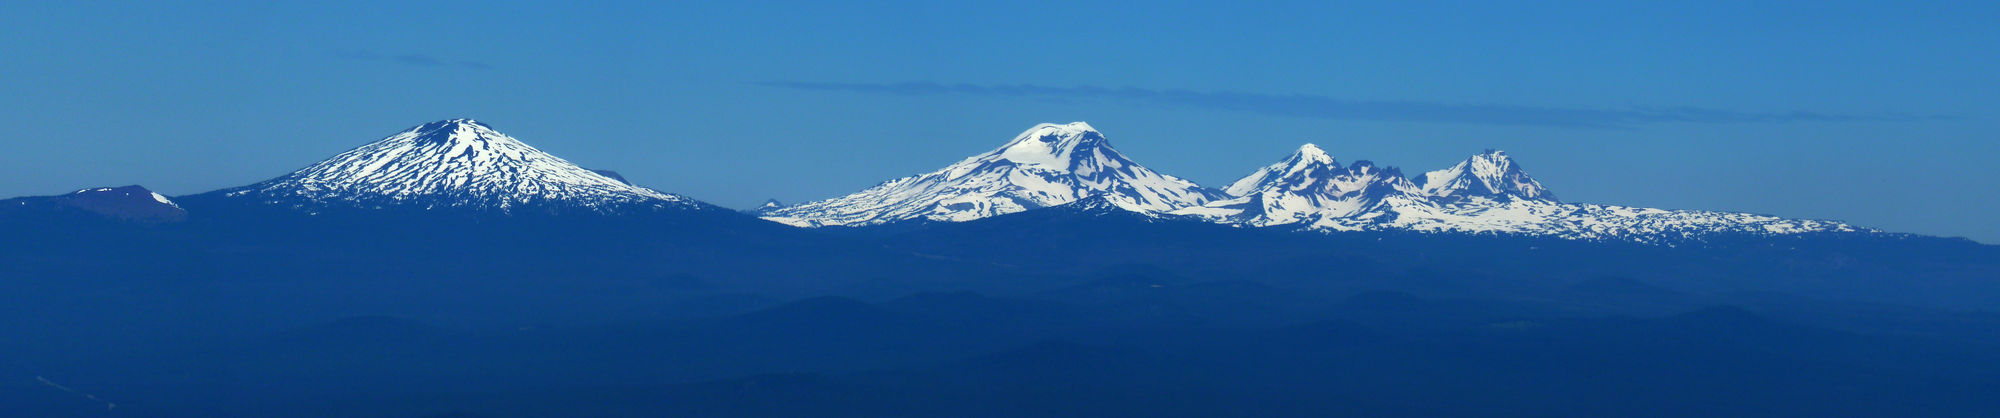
<box><xmin>149</xmin><ymin>192</ymin><xmax>181</xmax><ymax>209</ymax></box>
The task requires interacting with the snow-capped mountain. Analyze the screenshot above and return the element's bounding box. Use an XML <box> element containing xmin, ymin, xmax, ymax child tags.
<box><xmin>197</xmin><ymin>119</ymin><xmax>706</xmax><ymax>214</ymax></box>
<box><xmin>1218</xmin><ymin>143</ymin><xmax>1340</xmax><ymax>196</ymax></box>
<box><xmin>1177</xmin><ymin>144</ymin><xmax>1430</xmax><ymax>226</ymax></box>
<box><xmin>763</xmin><ymin>122</ymin><xmax>1222</xmax><ymax>227</ymax></box>
<box><xmin>1415</xmin><ymin>149</ymin><xmax>1555</xmax><ymax>202</ymax></box>
<box><xmin>1179</xmin><ymin>146</ymin><xmax>1866</xmax><ymax>243</ymax></box>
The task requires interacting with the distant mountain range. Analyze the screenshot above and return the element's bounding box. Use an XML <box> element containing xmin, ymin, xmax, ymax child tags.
<box><xmin>7</xmin><ymin>119</ymin><xmax>1997</xmax><ymax>418</ymax></box>
<box><xmin>763</xmin><ymin>121</ymin><xmax>1865</xmax><ymax>243</ymax></box>
<box><xmin>3</xmin><ymin>118</ymin><xmax>1872</xmax><ymax>243</ymax></box>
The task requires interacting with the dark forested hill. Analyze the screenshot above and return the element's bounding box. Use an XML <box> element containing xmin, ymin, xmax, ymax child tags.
<box><xmin>4</xmin><ymin>202</ymin><xmax>1999</xmax><ymax>417</ymax></box>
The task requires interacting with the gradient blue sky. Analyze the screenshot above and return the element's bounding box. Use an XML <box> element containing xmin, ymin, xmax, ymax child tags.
<box><xmin>3</xmin><ymin>1</ymin><xmax>1997</xmax><ymax>241</ymax></box>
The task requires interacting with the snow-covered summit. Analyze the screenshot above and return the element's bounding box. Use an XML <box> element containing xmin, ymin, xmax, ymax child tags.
<box><xmin>204</xmin><ymin>119</ymin><xmax>703</xmax><ymax>214</ymax></box>
<box><xmin>762</xmin><ymin>122</ymin><xmax>1221</xmax><ymax>227</ymax></box>
<box><xmin>1417</xmin><ymin>149</ymin><xmax>1555</xmax><ymax>202</ymax></box>
<box><xmin>991</xmin><ymin>122</ymin><xmax>1111</xmax><ymax>170</ymax></box>
<box><xmin>1221</xmin><ymin>143</ymin><xmax>1339</xmax><ymax>197</ymax></box>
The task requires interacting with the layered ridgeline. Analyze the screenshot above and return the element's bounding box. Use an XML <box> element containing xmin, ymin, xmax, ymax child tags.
<box><xmin>762</xmin><ymin>122</ymin><xmax>1222</xmax><ymax>227</ymax></box>
<box><xmin>186</xmin><ymin>119</ymin><xmax>712</xmax><ymax>215</ymax></box>
<box><xmin>1175</xmin><ymin>145</ymin><xmax>1864</xmax><ymax>242</ymax></box>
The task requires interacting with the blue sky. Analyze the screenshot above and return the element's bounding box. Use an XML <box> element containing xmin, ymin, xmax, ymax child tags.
<box><xmin>2</xmin><ymin>1</ymin><xmax>1997</xmax><ymax>241</ymax></box>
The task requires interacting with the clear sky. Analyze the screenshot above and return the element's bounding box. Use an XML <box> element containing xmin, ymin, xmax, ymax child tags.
<box><xmin>3</xmin><ymin>1</ymin><xmax>1997</xmax><ymax>241</ymax></box>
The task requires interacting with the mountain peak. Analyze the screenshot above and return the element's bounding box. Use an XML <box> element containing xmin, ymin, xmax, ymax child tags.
<box><xmin>746</xmin><ymin>198</ymin><xmax>786</xmax><ymax>215</ymax></box>
<box><xmin>1023</xmin><ymin>121</ymin><xmax>1097</xmax><ymax>135</ymax></box>
<box><xmin>413</xmin><ymin>118</ymin><xmax>490</xmax><ymax>129</ymax></box>
<box><xmin>992</xmin><ymin>122</ymin><xmax>1109</xmax><ymax>170</ymax></box>
<box><xmin>763</xmin><ymin>122</ymin><xmax>1218</xmax><ymax>226</ymax></box>
<box><xmin>1294</xmin><ymin>143</ymin><xmax>1334</xmax><ymax>163</ymax></box>
<box><xmin>1417</xmin><ymin>149</ymin><xmax>1555</xmax><ymax>202</ymax></box>
<box><xmin>404</xmin><ymin>118</ymin><xmax>501</xmax><ymax>144</ymax></box>
<box><xmin>1222</xmin><ymin>143</ymin><xmax>1343</xmax><ymax>197</ymax></box>
<box><xmin>203</xmin><ymin>119</ymin><xmax>701</xmax><ymax>214</ymax></box>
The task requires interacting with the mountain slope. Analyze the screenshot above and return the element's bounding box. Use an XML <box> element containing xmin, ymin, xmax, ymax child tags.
<box><xmin>0</xmin><ymin>185</ymin><xmax>187</xmax><ymax>223</ymax></box>
<box><xmin>763</xmin><ymin>122</ymin><xmax>1220</xmax><ymax>227</ymax></box>
<box><xmin>189</xmin><ymin>119</ymin><xmax>707</xmax><ymax>214</ymax></box>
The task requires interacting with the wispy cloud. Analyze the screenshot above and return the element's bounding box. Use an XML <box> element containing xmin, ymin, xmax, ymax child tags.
<box><xmin>760</xmin><ymin>81</ymin><xmax>1936</xmax><ymax>128</ymax></box>
<box><xmin>329</xmin><ymin>50</ymin><xmax>492</xmax><ymax>70</ymax></box>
